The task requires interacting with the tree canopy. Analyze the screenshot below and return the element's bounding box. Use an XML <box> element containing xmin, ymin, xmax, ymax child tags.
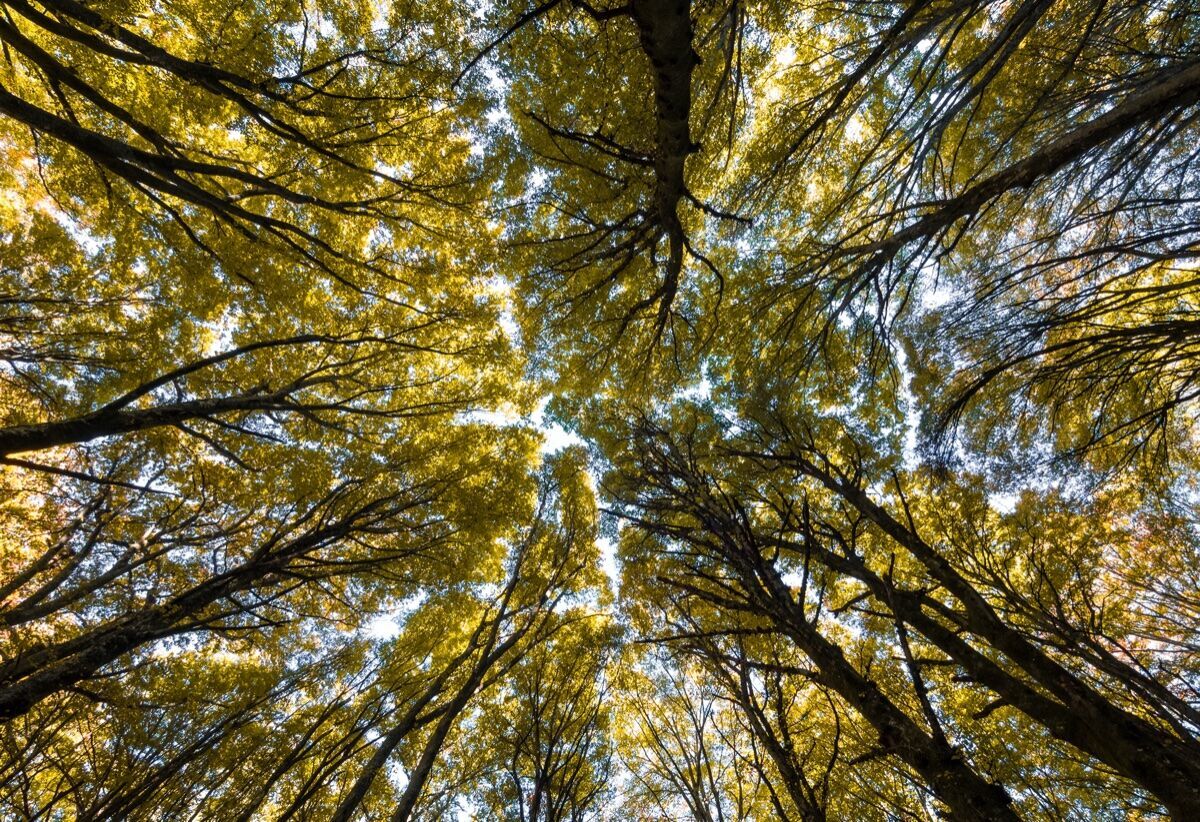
<box><xmin>1</xmin><ymin>0</ymin><xmax>1197</xmax><ymax>818</ymax></box>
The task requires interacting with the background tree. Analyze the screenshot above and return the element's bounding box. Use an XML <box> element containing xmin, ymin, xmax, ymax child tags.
<box><xmin>614</xmin><ymin>647</ymin><xmax>772</xmax><ymax>822</ymax></box>
<box><xmin>464</xmin><ymin>618</ymin><xmax>617</xmax><ymax>822</ymax></box>
<box><xmin>486</xmin><ymin>0</ymin><xmax>1200</xmax><ymax>473</ymax></box>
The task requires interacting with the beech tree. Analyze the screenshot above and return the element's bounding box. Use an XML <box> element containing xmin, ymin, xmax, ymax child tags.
<box><xmin>2</xmin><ymin>0</ymin><xmax>1198</xmax><ymax>818</ymax></box>
<box><xmin>464</xmin><ymin>619</ymin><xmax>617</xmax><ymax>822</ymax></box>
<box><xmin>601</xmin><ymin>407</ymin><xmax>1198</xmax><ymax>818</ymax></box>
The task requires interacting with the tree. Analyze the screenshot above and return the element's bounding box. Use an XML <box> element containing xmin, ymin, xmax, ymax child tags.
<box><xmin>328</xmin><ymin>453</ymin><xmax>603</xmax><ymax>822</ymax></box>
<box><xmin>3</xmin><ymin>0</ymin><xmax>1199</xmax><ymax>818</ymax></box>
<box><xmin>601</xmin><ymin>405</ymin><xmax>1200</xmax><ymax>818</ymax></box>
<box><xmin>493</xmin><ymin>0</ymin><xmax>1200</xmax><ymax>469</ymax></box>
<box><xmin>1</xmin><ymin>449</ymin><xmax>608</xmax><ymax>820</ymax></box>
<box><xmin>466</xmin><ymin>619</ymin><xmax>618</xmax><ymax>822</ymax></box>
<box><xmin>0</xmin><ymin>1</ymin><xmax>582</xmax><ymax>816</ymax></box>
<box><xmin>615</xmin><ymin>647</ymin><xmax>769</xmax><ymax>822</ymax></box>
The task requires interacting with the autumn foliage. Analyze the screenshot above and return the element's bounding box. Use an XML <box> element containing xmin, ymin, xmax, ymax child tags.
<box><xmin>1</xmin><ymin>0</ymin><xmax>1198</xmax><ymax>819</ymax></box>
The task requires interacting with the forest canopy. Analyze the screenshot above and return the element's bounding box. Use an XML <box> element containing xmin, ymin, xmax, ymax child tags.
<box><xmin>0</xmin><ymin>0</ymin><xmax>1197</xmax><ymax>818</ymax></box>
